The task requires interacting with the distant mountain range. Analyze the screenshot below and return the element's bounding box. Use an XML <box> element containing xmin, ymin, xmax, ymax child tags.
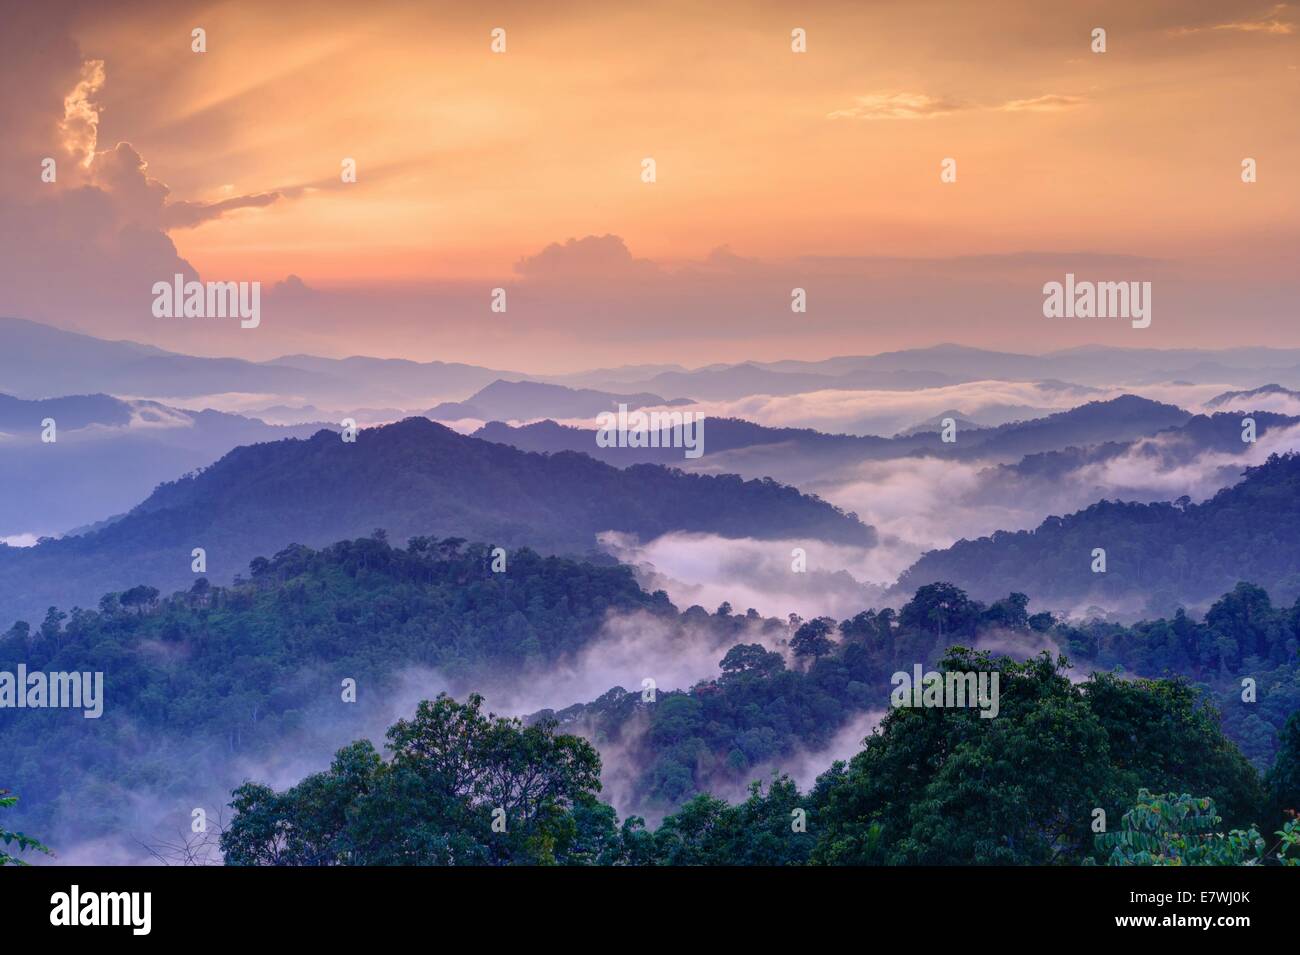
<box><xmin>897</xmin><ymin>452</ymin><xmax>1300</xmax><ymax>615</ymax></box>
<box><xmin>1206</xmin><ymin>384</ymin><xmax>1300</xmax><ymax>410</ymax></box>
<box><xmin>989</xmin><ymin>411</ymin><xmax>1300</xmax><ymax>485</ymax></box>
<box><xmin>893</xmin><ymin>410</ymin><xmax>980</xmax><ymax>437</ymax></box>
<box><xmin>0</xmin><ymin>392</ymin><xmax>331</xmax><ymax>537</ymax></box>
<box><xmin>426</xmin><ymin>379</ymin><xmax>692</xmax><ymax>421</ymax></box>
<box><xmin>0</xmin><ymin>417</ymin><xmax>873</xmax><ymax>623</ymax></box>
<box><xmin>572</xmin><ymin>362</ymin><xmax>962</xmax><ymax>400</ymax></box>
<box><xmin>550</xmin><ymin>343</ymin><xmax>1300</xmax><ymax>396</ymax></box>
<box><xmin>13</xmin><ymin>316</ymin><xmax>1300</xmax><ymax>413</ymax></box>
<box><xmin>0</xmin><ymin>317</ymin><xmax>525</xmax><ymax>405</ymax></box>
<box><xmin>473</xmin><ymin>396</ymin><xmax>1194</xmax><ymax>484</ymax></box>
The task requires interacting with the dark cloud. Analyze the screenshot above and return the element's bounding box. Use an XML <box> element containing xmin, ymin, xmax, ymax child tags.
<box><xmin>514</xmin><ymin>234</ymin><xmax>661</xmax><ymax>280</ymax></box>
<box><xmin>163</xmin><ymin>191</ymin><xmax>283</xmax><ymax>229</ymax></box>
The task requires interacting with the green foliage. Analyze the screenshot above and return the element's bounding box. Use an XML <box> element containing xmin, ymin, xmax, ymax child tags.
<box><xmin>5</xmin><ymin>521</ymin><xmax>1295</xmax><ymax>866</ymax></box>
<box><xmin>0</xmin><ymin>791</ymin><xmax>51</xmax><ymax>865</ymax></box>
<box><xmin>1275</xmin><ymin>817</ymin><xmax>1300</xmax><ymax>865</ymax></box>
<box><xmin>1265</xmin><ymin>712</ymin><xmax>1300</xmax><ymax>821</ymax></box>
<box><xmin>651</xmin><ymin>776</ymin><xmax>812</xmax><ymax>865</ymax></box>
<box><xmin>1095</xmin><ymin>790</ymin><xmax>1266</xmax><ymax>866</ymax></box>
<box><xmin>0</xmin><ymin>537</ymin><xmax>665</xmax><ymax>840</ymax></box>
<box><xmin>222</xmin><ymin>693</ymin><xmax>603</xmax><ymax>865</ymax></box>
<box><xmin>790</xmin><ymin>617</ymin><xmax>837</xmax><ymax>661</ymax></box>
<box><xmin>809</xmin><ymin>651</ymin><xmax>1265</xmax><ymax>866</ymax></box>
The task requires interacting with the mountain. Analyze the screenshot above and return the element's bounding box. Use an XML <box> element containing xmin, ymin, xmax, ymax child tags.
<box><xmin>608</xmin><ymin>362</ymin><xmax>959</xmax><ymax>401</ymax></box>
<box><xmin>240</xmin><ymin>403</ymin><xmax>407</xmax><ymax>426</ymax></box>
<box><xmin>608</xmin><ymin>344</ymin><xmax>1300</xmax><ymax>396</ymax></box>
<box><xmin>841</xmin><ymin>343</ymin><xmax>1300</xmax><ymax>389</ymax></box>
<box><xmin>0</xmin><ymin>316</ymin><xmax>332</xmax><ymax>400</ymax></box>
<box><xmin>767</xmin><ymin>343</ymin><xmax>1048</xmax><ymax>380</ymax></box>
<box><xmin>12</xmin><ymin>315</ymin><xmax>1300</xmax><ymax>416</ymax></box>
<box><xmin>474</xmin><ymin>397</ymin><xmax>1193</xmax><ymax>487</ymax></box>
<box><xmin>426</xmin><ymin>379</ymin><xmax>691</xmax><ymax>421</ymax></box>
<box><xmin>0</xmin><ymin>317</ymin><xmax>522</xmax><ymax>406</ymax></box>
<box><xmin>473</xmin><ymin>416</ymin><xmax>892</xmax><ymax>466</ymax></box>
<box><xmin>264</xmin><ymin>354</ymin><xmax>527</xmax><ymax>405</ymax></box>
<box><xmin>990</xmin><ymin>411</ymin><xmax>1300</xmax><ymax>485</ymax></box>
<box><xmin>0</xmin><ymin>392</ymin><xmax>332</xmax><ymax>537</ymax></box>
<box><xmin>0</xmin><ymin>538</ymin><xmax>671</xmax><ymax>847</ymax></box>
<box><xmin>952</xmin><ymin>411</ymin><xmax>1300</xmax><ymax>545</ymax></box>
<box><xmin>539</xmin><ymin>362</ymin><xmax>691</xmax><ymax>388</ymax></box>
<box><xmin>5</xmin><ymin>532</ymin><xmax>1282</xmax><ymax>862</ymax></box>
<box><xmin>939</xmin><ymin>395</ymin><xmax>1191</xmax><ymax>460</ymax></box>
<box><xmin>894</xmin><ymin>409</ymin><xmax>980</xmax><ymax>437</ymax></box>
<box><xmin>0</xmin><ymin>417</ymin><xmax>873</xmax><ymax>622</ymax></box>
<box><xmin>1206</xmin><ymin>384</ymin><xmax>1300</xmax><ymax>410</ymax></box>
<box><xmin>897</xmin><ymin>452</ymin><xmax>1300</xmax><ymax>614</ymax></box>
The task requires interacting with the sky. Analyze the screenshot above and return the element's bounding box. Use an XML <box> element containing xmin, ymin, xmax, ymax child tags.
<box><xmin>1</xmin><ymin>0</ymin><xmax>1297</xmax><ymax>370</ymax></box>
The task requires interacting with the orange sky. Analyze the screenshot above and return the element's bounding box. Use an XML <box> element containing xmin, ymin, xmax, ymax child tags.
<box><xmin>2</xmin><ymin>0</ymin><xmax>1298</xmax><ymax>367</ymax></box>
<box><xmin>72</xmin><ymin>0</ymin><xmax>1296</xmax><ymax>281</ymax></box>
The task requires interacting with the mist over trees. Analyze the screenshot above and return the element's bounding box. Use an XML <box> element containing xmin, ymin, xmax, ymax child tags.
<box><xmin>216</xmin><ymin>650</ymin><xmax>1297</xmax><ymax>866</ymax></box>
<box><xmin>900</xmin><ymin>453</ymin><xmax>1300</xmax><ymax>614</ymax></box>
<box><xmin>4</xmin><ymin>531</ymin><xmax>1299</xmax><ymax>864</ymax></box>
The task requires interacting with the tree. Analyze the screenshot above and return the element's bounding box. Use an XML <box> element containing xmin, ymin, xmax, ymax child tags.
<box><xmin>437</xmin><ymin>537</ymin><xmax>467</xmax><ymax>558</ymax></box>
<box><xmin>1266</xmin><ymin>712</ymin><xmax>1300</xmax><ymax>825</ymax></box>
<box><xmin>222</xmin><ymin>694</ymin><xmax>603</xmax><ymax>866</ymax></box>
<box><xmin>790</xmin><ymin>618</ymin><xmax>836</xmax><ymax>662</ymax></box>
<box><xmin>981</xmin><ymin>592</ymin><xmax>1029</xmax><ymax>630</ymax></box>
<box><xmin>899</xmin><ymin>582</ymin><xmax>981</xmax><ymax>638</ymax></box>
<box><xmin>1095</xmin><ymin>791</ymin><xmax>1266</xmax><ymax>866</ymax></box>
<box><xmin>653</xmin><ymin>775</ymin><xmax>813</xmax><ymax>866</ymax></box>
<box><xmin>719</xmin><ymin>643</ymin><xmax>784</xmax><ymax>679</ymax></box>
<box><xmin>119</xmin><ymin>584</ymin><xmax>160</xmax><ymax>614</ymax></box>
<box><xmin>0</xmin><ymin>791</ymin><xmax>50</xmax><ymax>865</ymax></box>
<box><xmin>812</xmin><ymin>650</ymin><xmax>1263</xmax><ymax>866</ymax></box>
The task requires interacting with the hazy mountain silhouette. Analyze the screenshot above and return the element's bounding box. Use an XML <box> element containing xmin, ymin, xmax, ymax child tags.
<box><xmin>0</xmin><ymin>317</ymin><xmax>523</xmax><ymax>405</ymax></box>
<box><xmin>0</xmin><ymin>417</ymin><xmax>873</xmax><ymax>622</ymax></box>
<box><xmin>426</xmin><ymin>379</ymin><xmax>691</xmax><ymax>421</ymax></box>
<box><xmin>474</xmin><ymin>396</ymin><xmax>1192</xmax><ymax>480</ymax></box>
<box><xmin>0</xmin><ymin>392</ymin><xmax>332</xmax><ymax>537</ymax></box>
<box><xmin>1206</xmin><ymin>384</ymin><xmax>1300</xmax><ymax>409</ymax></box>
<box><xmin>897</xmin><ymin>452</ymin><xmax>1300</xmax><ymax>614</ymax></box>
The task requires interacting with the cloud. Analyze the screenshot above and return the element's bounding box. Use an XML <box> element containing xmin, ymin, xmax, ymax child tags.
<box><xmin>600</xmin><ymin>379</ymin><xmax>1083</xmax><ymax>437</ymax></box>
<box><xmin>264</xmin><ymin>273</ymin><xmax>321</xmax><ymax>302</ymax></box>
<box><xmin>513</xmin><ymin>234</ymin><xmax>660</xmax><ymax>280</ymax></box>
<box><xmin>59</xmin><ymin>58</ymin><xmax>104</xmax><ymax>166</ymax></box>
<box><xmin>807</xmin><ymin>455</ymin><xmax>1039</xmax><ymax>583</ymax></box>
<box><xmin>598</xmin><ymin>530</ymin><xmax>888</xmax><ymax>619</ymax></box>
<box><xmin>1171</xmin><ymin>3</ymin><xmax>1296</xmax><ymax>35</ymax></box>
<box><xmin>163</xmin><ymin>191</ymin><xmax>282</xmax><ymax>229</ymax></box>
<box><xmin>0</xmin><ymin>19</ymin><xmax>287</xmax><ymax>349</ymax></box>
<box><xmin>830</xmin><ymin>91</ymin><xmax>1086</xmax><ymax>120</ymax></box>
<box><xmin>996</xmin><ymin>94</ymin><xmax>1087</xmax><ymax>113</ymax></box>
<box><xmin>828</xmin><ymin>91</ymin><xmax>968</xmax><ymax>120</ymax></box>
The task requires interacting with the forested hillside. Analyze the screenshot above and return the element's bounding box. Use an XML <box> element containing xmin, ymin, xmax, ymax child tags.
<box><xmin>5</xmin><ymin>530</ymin><xmax>1298</xmax><ymax>862</ymax></box>
<box><xmin>0</xmin><ymin>416</ymin><xmax>871</xmax><ymax>620</ymax></box>
<box><xmin>212</xmin><ymin>658</ymin><xmax>1299</xmax><ymax>866</ymax></box>
<box><xmin>0</xmin><ymin>536</ymin><xmax>668</xmax><ymax>842</ymax></box>
<box><xmin>545</xmin><ymin>580</ymin><xmax>1300</xmax><ymax>810</ymax></box>
<box><xmin>900</xmin><ymin>453</ymin><xmax>1300</xmax><ymax>613</ymax></box>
